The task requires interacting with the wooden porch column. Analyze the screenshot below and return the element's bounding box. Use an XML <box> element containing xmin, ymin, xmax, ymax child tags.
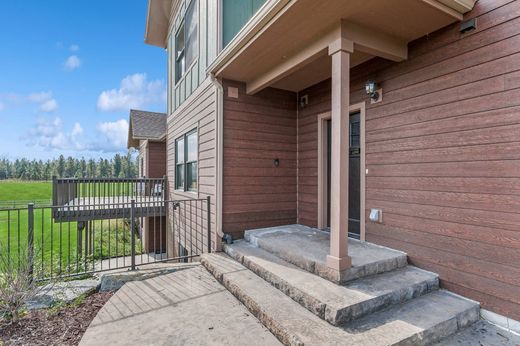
<box><xmin>326</xmin><ymin>38</ymin><xmax>353</xmax><ymax>271</ymax></box>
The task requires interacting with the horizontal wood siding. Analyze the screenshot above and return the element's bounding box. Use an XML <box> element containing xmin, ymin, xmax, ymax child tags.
<box><xmin>147</xmin><ymin>141</ymin><xmax>167</xmax><ymax>178</ymax></box>
<box><xmin>222</xmin><ymin>80</ymin><xmax>298</xmax><ymax>238</ymax></box>
<box><xmin>167</xmin><ymin>79</ymin><xmax>217</xmax><ymax>257</ymax></box>
<box><xmin>297</xmin><ymin>80</ymin><xmax>331</xmax><ymax>227</ymax></box>
<box><xmin>297</xmin><ymin>0</ymin><xmax>520</xmax><ymax>320</ymax></box>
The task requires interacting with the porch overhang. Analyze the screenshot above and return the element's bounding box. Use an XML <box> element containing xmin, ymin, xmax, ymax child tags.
<box><xmin>208</xmin><ymin>0</ymin><xmax>476</xmax><ymax>94</ymax></box>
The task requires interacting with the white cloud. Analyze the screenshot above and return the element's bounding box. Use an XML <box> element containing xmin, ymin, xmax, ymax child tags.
<box><xmin>95</xmin><ymin>119</ymin><xmax>129</xmax><ymax>150</ymax></box>
<box><xmin>39</xmin><ymin>99</ymin><xmax>58</xmax><ymax>112</ymax></box>
<box><xmin>97</xmin><ymin>73</ymin><xmax>165</xmax><ymax>112</ymax></box>
<box><xmin>64</xmin><ymin>55</ymin><xmax>81</xmax><ymax>71</ymax></box>
<box><xmin>27</xmin><ymin>117</ymin><xmax>84</xmax><ymax>150</ymax></box>
<box><xmin>28</xmin><ymin>91</ymin><xmax>53</xmax><ymax>103</ymax></box>
<box><xmin>27</xmin><ymin>91</ymin><xmax>58</xmax><ymax>112</ymax></box>
<box><xmin>69</xmin><ymin>44</ymin><xmax>80</xmax><ymax>51</ymax></box>
<box><xmin>25</xmin><ymin>117</ymin><xmax>130</xmax><ymax>154</ymax></box>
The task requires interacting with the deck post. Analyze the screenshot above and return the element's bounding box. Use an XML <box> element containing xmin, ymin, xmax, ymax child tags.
<box><xmin>27</xmin><ymin>203</ymin><xmax>34</xmax><ymax>283</ymax></box>
<box><xmin>326</xmin><ymin>37</ymin><xmax>353</xmax><ymax>273</ymax></box>
<box><xmin>130</xmin><ymin>199</ymin><xmax>136</xmax><ymax>271</ymax></box>
<box><xmin>207</xmin><ymin>196</ymin><xmax>211</xmax><ymax>253</ymax></box>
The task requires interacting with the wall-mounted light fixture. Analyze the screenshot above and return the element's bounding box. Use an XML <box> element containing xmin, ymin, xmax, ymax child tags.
<box><xmin>365</xmin><ymin>80</ymin><xmax>379</xmax><ymax>101</ymax></box>
<box><xmin>273</xmin><ymin>158</ymin><xmax>280</xmax><ymax>167</ymax></box>
<box><xmin>365</xmin><ymin>80</ymin><xmax>383</xmax><ymax>104</ymax></box>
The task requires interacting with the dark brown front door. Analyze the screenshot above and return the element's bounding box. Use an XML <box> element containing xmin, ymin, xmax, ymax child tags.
<box><xmin>326</xmin><ymin>112</ymin><xmax>361</xmax><ymax>238</ymax></box>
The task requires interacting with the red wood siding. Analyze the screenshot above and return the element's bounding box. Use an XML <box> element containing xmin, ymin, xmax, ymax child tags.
<box><xmin>222</xmin><ymin>80</ymin><xmax>298</xmax><ymax>238</ymax></box>
<box><xmin>296</xmin><ymin>0</ymin><xmax>520</xmax><ymax>320</ymax></box>
<box><xmin>147</xmin><ymin>141</ymin><xmax>166</xmax><ymax>178</ymax></box>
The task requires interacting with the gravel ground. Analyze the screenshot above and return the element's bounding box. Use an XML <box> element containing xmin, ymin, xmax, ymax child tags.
<box><xmin>0</xmin><ymin>291</ymin><xmax>113</xmax><ymax>346</ymax></box>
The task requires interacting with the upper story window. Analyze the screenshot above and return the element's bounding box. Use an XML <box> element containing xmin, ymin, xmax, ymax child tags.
<box><xmin>175</xmin><ymin>129</ymin><xmax>198</xmax><ymax>191</ymax></box>
<box><xmin>175</xmin><ymin>0</ymin><xmax>199</xmax><ymax>84</ymax></box>
<box><xmin>222</xmin><ymin>0</ymin><xmax>266</xmax><ymax>48</ymax></box>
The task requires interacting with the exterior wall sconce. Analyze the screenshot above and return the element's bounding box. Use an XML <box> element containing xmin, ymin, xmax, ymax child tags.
<box><xmin>365</xmin><ymin>80</ymin><xmax>383</xmax><ymax>104</ymax></box>
<box><xmin>274</xmin><ymin>158</ymin><xmax>280</xmax><ymax>167</ymax></box>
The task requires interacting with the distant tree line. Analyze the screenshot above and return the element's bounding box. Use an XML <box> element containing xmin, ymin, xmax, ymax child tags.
<box><xmin>0</xmin><ymin>153</ymin><xmax>138</xmax><ymax>181</ymax></box>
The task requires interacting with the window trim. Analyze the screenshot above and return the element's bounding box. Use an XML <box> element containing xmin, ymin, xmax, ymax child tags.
<box><xmin>175</xmin><ymin>129</ymin><xmax>198</xmax><ymax>192</ymax></box>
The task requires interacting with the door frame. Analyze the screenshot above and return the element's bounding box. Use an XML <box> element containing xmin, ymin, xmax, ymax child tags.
<box><xmin>317</xmin><ymin>102</ymin><xmax>366</xmax><ymax>241</ymax></box>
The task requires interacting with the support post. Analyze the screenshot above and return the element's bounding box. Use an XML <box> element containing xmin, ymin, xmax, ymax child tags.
<box><xmin>326</xmin><ymin>38</ymin><xmax>353</xmax><ymax>272</ymax></box>
<box><xmin>130</xmin><ymin>199</ymin><xmax>136</xmax><ymax>271</ymax></box>
<box><xmin>27</xmin><ymin>203</ymin><xmax>34</xmax><ymax>283</ymax></box>
<box><xmin>207</xmin><ymin>196</ymin><xmax>211</xmax><ymax>253</ymax></box>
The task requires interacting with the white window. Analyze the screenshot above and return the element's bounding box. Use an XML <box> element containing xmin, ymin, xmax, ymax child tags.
<box><xmin>175</xmin><ymin>129</ymin><xmax>198</xmax><ymax>191</ymax></box>
<box><xmin>175</xmin><ymin>0</ymin><xmax>198</xmax><ymax>84</ymax></box>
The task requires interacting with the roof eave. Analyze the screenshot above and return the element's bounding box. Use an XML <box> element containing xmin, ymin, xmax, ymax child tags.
<box><xmin>144</xmin><ymin>0</ymin><xmax>174</xmax><ymax>48</ymax></box>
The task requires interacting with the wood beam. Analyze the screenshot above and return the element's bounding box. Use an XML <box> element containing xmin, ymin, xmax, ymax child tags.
<box><xmin>246</xmin><ymin>28</ymin><xmax>338</xmax><ymax>94</ymax></box>
<box><xmin>245</xmin><ymin>20</ymin><xmax>408</xmax><ymax>94</ymax></box>
<box><xmin>341</xmin><ymin>21</ymin><xmax>408</xmax><ymax>62</ymax></box>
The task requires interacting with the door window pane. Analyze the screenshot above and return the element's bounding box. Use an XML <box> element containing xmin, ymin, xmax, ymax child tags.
<box><xmin>350</xmin><ymin>121</ymin><xmax>360</xmax><ymax>148</ymax></box>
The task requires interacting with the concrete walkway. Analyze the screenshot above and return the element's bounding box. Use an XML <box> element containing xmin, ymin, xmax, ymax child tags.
<box><xmin>80</xmin><ymin>264</ymin><xmax>280</xmax><ymax>346</ymax></box>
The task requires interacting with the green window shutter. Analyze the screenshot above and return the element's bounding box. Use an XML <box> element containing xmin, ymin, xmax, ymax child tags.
<box><xmin>223</xmin><ymin>0</ymin><xmax>266</xmax><ymax>47</ymax></box>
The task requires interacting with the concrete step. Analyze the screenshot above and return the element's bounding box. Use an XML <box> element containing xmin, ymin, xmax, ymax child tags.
<box><xmin>224</xmin><ymin>240</ymin><xmax>439</xmax><ymax>325</ymax></box>
<box><xmin>244</xmin><ymin>225</ymin><xmax>408</xmax><ymax>283</ymax></box>
<box><xmin>201</xmin><ymin>253</ymin><xmax>480</xmax><ymax>346</ymax></box>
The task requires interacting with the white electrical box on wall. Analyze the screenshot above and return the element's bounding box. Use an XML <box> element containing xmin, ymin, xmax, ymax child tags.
<box><xmin>369</xmin><ymin>208</ymin><xmax>383</xmax><ymax>223</ymax></box>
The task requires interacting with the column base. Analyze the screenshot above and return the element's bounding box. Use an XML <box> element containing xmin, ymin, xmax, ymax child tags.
<box><xmin>326</xmin><ymin>254</ymin><xmax>352</xmax><ymax>271</ymax></box>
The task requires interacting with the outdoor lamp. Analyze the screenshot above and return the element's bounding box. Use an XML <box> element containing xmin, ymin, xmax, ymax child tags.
<box><xmin>365</xmin><ymin>80</ymin><xmax>379</xmax><ymax>101</ymax></box>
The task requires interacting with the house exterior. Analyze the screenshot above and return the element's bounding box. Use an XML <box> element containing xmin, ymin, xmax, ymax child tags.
<box><xmin>127</xmin><ymin>109</ymin><xmax>167</xmax><ymax>252</ymax></box>
<box><xmin>144</xmin><ymin>0</ymin><xmax>520</xmax><ymax>323</ymax></box>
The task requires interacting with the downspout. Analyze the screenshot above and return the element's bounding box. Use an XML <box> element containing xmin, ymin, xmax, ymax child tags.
<box><xmin>210</xmin><ymin>73</ymin><xmax>224</xmax><ymax>251</ymax></box>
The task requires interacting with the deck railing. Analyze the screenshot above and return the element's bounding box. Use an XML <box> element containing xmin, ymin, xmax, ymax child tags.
<box><xmin>52</xmin><ymin>176</ymin><xmax>167</xmax><ymax>207</ymax></box>
<box><xmin>0</xmin><ymin>197</ymin><xmax>211</xmax><ymax>281</ymax></box>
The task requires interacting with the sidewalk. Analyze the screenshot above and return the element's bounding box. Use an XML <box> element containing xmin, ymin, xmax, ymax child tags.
<box><xmin>80</xmin><ymin>264</ymin><xmax>280</xmax><ymax>346</ymax></box>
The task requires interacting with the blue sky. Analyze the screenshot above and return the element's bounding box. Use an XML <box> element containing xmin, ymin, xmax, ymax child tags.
<box><xmin>0</xmin><ymin>1</ymin><xmax>166</xmax><ymax>160</ymax></box>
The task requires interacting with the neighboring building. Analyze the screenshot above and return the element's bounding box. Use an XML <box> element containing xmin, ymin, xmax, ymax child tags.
<box><xmin>144</xmin><ymin>0</ymin><xmax>520</xmax><ymax>323</ymax></box>
<box><xmin>127</xmin><ymin>109</ymin><xmax>167</xmax><ymax>253</ymax></box>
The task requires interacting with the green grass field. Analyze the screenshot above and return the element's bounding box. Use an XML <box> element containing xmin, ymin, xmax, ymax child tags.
<box><xmin>0</xmin><ymin>180</ymin><xmax>51</xmax><ymax>200</ymax></box>
<box><xmin>0</xmin><ymin>180</ymin><xmax>141</xmax><ymax>278</ymax></box>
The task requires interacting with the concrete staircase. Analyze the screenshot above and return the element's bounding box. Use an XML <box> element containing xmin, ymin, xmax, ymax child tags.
<box><xmin>201</xmin><ymin>225</ymin><xmax>480</xmax><ymax>345</ymax></box>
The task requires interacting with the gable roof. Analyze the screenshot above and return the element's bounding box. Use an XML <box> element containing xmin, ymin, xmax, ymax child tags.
<box><xmin>127</xmin><ymin>109</ymin><xmax>167</xmax><ymax>148</ymax></box>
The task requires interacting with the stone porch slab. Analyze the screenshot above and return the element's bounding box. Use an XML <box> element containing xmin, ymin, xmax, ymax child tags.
<box><xmin>201</xmin><ymin>253</ymin><xmax>480</xmax><ymax>346</ymax></box>
<box><xmin>244</xmin><ymin>224</ymin><xmax>407</xmax><ymax>283</ymax></box>
<box><xmin>224</xmin><ymin>240</ymin><xmax>439</xmax><ymax>325</ymax></box>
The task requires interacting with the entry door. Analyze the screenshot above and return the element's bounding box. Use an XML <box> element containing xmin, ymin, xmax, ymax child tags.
<box><xmin>326</xmin><ymin>112</ymin><xmax>361</xmax><ymax>238</ymax></box>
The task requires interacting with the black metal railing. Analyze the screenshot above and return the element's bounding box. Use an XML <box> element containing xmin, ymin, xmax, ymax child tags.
<box><xmin>0</xmin><ymin>197</ymin><xmax>211</xmax><ymax>281</ymax></box>
<box><xmin>52</xmin><ymin>176</ymin><xmax>167</xmax><ymax>207</ymax></box>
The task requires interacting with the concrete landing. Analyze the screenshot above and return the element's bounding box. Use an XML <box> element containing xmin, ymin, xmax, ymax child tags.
<box><xmin>201</xmin><ymin>253</ymin><xmax>480</xmax><ymax>346</ymax></box>
<box><xmin>80</xmin><ymin>264</ymin><xmax>281</xmax><ymax>346</ymax></box>
<box><xmin>245</xmin><ymin>224</ymin><xmax>407</xmax><ymax>283</ymax></box>
<box><xmin>225</xmin><ymin>240</ymin><xmax>439</xmax><ymax>325</ymax></box>
<box><xmin>434</xmin><ymin>320</ymin><xmax>520</xmax><ymax>346</ymax></box>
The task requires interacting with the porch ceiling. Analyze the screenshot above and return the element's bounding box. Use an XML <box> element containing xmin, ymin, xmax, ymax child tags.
<box><xmin>211</xmin><ymin>0</ymin><xmax>475</xmax><ymax>94</ymax></box>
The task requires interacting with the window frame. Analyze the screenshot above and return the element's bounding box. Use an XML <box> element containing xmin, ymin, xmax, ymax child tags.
<box><xmin>174</xmin><ymin>129</ymin><xmax>198</xmax><ymax>192</ymax></box>
<box><xmin>174</xmin><ymin>0</ymin><xmax>199</xmax><ymax>86</ymax></box>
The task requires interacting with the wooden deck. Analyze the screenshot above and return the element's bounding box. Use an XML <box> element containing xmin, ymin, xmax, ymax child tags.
<box><xmin>53</xmin><ymin>196</ymin><xmax>166</xmax><ymax>222</ymax></box>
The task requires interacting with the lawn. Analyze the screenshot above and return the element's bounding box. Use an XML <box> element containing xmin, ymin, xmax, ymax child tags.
<box><xmin>0</xmin><ymin>180</ymin><xmax>52</xmax><ymax>208</ymax></box>
<box><xmin>0</xmin><ymin>180</ymin><xmax>141</xmax><ymax>279</ymax></box>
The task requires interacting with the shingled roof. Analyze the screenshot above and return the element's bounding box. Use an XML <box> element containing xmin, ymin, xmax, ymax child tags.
<box><xmin>127</xmin><ymin>109</ymin><xmax>167</xmax><ymax>148</ymax></box>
